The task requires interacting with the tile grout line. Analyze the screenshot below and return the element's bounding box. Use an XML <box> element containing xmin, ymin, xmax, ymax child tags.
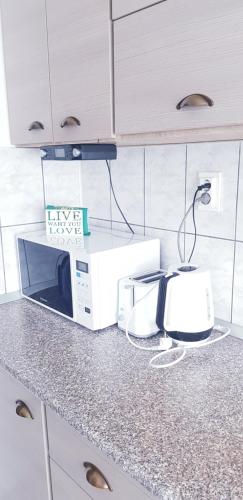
<box><xmin>1</xmin><ymin>221</ymin><xmax>45</xmax><ymax>229</ymax></box>
<box><xmin>230</xmin><ymin>141</ymin><xmax>241</xmax><ymax>323</ymax></box>
<box><xmin>89</xmin><ymin>217</ymin><xmax>243</xmax><ymax>245</ymax></box>
<box><xmin>113</xmin><ymin>0</ymin><xmax>165</xmax><ymax>21</ymax></box>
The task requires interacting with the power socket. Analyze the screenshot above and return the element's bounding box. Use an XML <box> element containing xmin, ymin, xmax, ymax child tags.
<box><xmin>199</xmin><ymin>172</ymin><xmax>222</xmax><ymax>211</ymax></box>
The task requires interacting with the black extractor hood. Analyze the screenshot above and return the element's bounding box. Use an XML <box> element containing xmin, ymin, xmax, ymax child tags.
<box><xmin>40</xmin><ymin>144</ymin><xmax>117</xmax><ymax>161</ymax></box>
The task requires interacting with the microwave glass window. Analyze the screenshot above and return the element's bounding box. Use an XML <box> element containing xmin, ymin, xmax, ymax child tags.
<box><xmin>55</xmin><ymin>148</ymin><xmax>65</xmax><ymax>158</ymax></box>
<box><xmin>18</xmin><ymin>239</ymin><xmax>73</xmax><ymax>318</ymax></box>
<box><xmin>76</xmin><ymin>261</ymin><xmax>89</xmax><ymax>273</ymax></box>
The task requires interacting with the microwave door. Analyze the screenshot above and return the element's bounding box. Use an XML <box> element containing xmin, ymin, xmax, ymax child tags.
<box><xmin>57</xmin><ymin>254</ymin><xmax>73</xmax><ymax>317</ymax></box>
<box><xmin>18</xmin><ymin>239</ymin><xmax>73</xmax><ymax>318</ymax></box>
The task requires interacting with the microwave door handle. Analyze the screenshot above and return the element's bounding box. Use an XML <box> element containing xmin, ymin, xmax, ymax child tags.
<box><xmin>57</xmin><ymin>256</ymin><xmax>67</xmax><ymax>295</ymax></box>
<box><xmin>57</xmin><ymin>263</ymin><xmax>63</xmax><ymax>294</ymax></box>
<box><xmin>156</xmin><ymin>273</ymin><xmax>179</xmax><ymax>331</ymax></box>
<box><xmin>58</xmin><ymin>256</ymin><xmax>71</xmax><ymax>298</ymax></box>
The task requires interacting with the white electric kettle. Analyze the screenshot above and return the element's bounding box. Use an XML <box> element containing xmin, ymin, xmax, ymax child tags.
<box><xmin>156</xmin><ymin>264</ymin><xmax>214</xmax><ymax>344</ymax></box>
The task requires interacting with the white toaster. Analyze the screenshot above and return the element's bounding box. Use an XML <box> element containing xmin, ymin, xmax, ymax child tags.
<box><xmin>118</xmin><ymin>269</ymin><xmax>166</xmax><ymax>338</ymax></box>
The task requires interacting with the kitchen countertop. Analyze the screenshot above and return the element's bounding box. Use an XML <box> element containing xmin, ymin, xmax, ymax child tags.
<box><xmin>0</xmin><ymin>299</ymin><xmax>242</xmax><ymax>500</ymax></box>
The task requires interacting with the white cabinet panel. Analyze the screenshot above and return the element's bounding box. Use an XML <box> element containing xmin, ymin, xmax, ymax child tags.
<box><xmin>114</xmin><ymin>0</ymin><xmax>243</xmax><ymax>135</ymax></box>
<box><xmin>46</xmin><ymin>0</ymin><xmax>113</xmax><ymax>142</ymax></box>
<box><xmin>112</xmin><ymin>0</ymin><xmax>163</xmax><ymax>19</ymax></box>
<box><xmin>47</xmin><ymin>407</ymin><xmax>153</xmax><ymax>500</ymax></box>
<box><xmin>0</xmin><ymin>0</ymin><xmax>53</xmax><ymax>145</ymax></box>
<box><xmin>0</xmin><ymin>367</ymin><xmax>48</xmax><ymax>500</ymax></box>
<box><xmin>51</xmin><ymin>460</ymin><xmax>91</xmax><ymax>500</ymax></box>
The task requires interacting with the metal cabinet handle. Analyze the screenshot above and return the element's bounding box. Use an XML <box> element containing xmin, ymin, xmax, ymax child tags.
<box><xmin>16</xmin><ymin>400</ymin><xmax>33</xmax><ymax>419</ymax></box>
<box><xmin>60</xmin><ymin>116</ymin><xmax>81</xmax><ymax>128</ymax></box>
<box><xmin>28</xmin><ymin>121</ymin><xmax>44</xmax><ymax>131</ymax></box>
<box><xmin>83</xmin><ymin>462</ymin><xmax>112</xmax><ymax>491</ymax></box>
<box><xmin>176</xmin><ymin>94</ymin><xmax>214</xmax><ymax>110</ymax></box>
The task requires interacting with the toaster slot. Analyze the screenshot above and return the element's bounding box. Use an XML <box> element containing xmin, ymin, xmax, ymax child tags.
<box><xmin>133</xmin><ymin>270</ymin><xmax>166</xmax><ymax>284</ymax></box>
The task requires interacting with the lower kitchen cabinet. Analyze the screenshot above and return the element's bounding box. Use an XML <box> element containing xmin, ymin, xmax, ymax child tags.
<box><xmin>47</xmin><ymin>407</ymin><xmax>153</xmax><ymax>500</ymax></box>
<box><xmin>51</xmin><ymin>460</ymin><xmax>92</xmax><ymax>500</ymax></box>
<box><xmin>0</xmin><ymin>364</ymin><xmax>154</xmax><ymax>499</ymax></box>
<box><xmin>0</xmin><ymin>367</ymin><xmax>48</xmax><ymax>500</ymax></box>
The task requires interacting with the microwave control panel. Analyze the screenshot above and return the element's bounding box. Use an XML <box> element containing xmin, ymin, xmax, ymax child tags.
<box><xmin>75</xmin><ymin>260</ymin><xmax>91</xmax><ymax>315</ymax></box>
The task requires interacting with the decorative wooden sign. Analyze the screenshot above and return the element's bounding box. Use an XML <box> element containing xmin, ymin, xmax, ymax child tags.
<box><xmin>46</xmin><ymin>206</ymin><xmax>90</xmax><ymax>237</ymax></box>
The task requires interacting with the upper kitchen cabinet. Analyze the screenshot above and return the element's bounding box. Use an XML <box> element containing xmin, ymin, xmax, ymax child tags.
<box><xmin>0</xmin><ymin>0</ymin><xmax>53</xmax><ymax>145</ymax></box>
<box><xmin>46</xmin><ymin>0</ymin><xmax>113</xmax><ymax>143</ymax></box>
<box><xmin>112</xmin><ymin>0</ymin><xmax>161</xmax><ymax>19</ymax></box>
<box><xmin>114</xmin><ymin>0</ymin><xmax>243</xmax><ymax>136</ymax></box>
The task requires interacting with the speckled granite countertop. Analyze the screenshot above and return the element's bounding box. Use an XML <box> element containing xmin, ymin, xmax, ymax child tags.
<box><xmin>0</xmin><ymin>299</ymin><xmax>242</xmax><ymax>500</ymax></box>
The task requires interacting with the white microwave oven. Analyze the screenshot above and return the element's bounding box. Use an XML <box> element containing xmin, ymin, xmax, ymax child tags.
<box><xmin>17</xmin><ymin>228</ymin><xmax>160</xmax><ymax>330</ymax></box>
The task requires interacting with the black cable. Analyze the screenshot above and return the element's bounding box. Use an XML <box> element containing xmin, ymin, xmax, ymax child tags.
<box><xmin>188</xmin><ymin>188</ymin><xmax>200</xmax><ymax>263</ymax></box>
<box><xmin>106</xmin><ymin>160</ymin><xmax>134</xmax><ymax>235</ymax></box>
<box><xmin>188</xmin><ymin>182</ymin><xmax>211</xmax><ymax>262</ymax></box>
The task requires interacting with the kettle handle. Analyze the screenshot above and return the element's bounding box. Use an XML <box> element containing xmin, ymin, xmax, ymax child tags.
<box><xmin>156</xmin><ymin>273</ymin><xmax>179</xmax><ymax>331</ymax></box>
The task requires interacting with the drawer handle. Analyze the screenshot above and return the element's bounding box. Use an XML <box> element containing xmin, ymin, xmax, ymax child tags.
<box><xmin>83</xmin><ymin>462</ymin><xmax>112</xmax><ymax>492</ymax></box>
<box><xmin>176</xmin><ymin>94</ymin><xmax>214</xmax><ymax>110</ymax></box>
<box><xmin>28</xmin><ymin>121</ymin><xmax>44</xmax><ymax>131</ymax></box>
<box><xmin>16</xmin><ymin>400</ymin><xmax>33</xmax><ymax>419</ymax></box>
<box><xmin>60</xmin><ymin>116</ymin><xmax>81</xmax><ymax>128</ymax></box>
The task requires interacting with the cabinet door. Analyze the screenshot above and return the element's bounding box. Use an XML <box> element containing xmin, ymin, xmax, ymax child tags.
<box><xmin>114</xmin><ymin>0</ymin><xmax>243</xmax><ymax>135</ymax></box>
<box><xmin>0</xmin><ymin>0</ymin><xmax>53</xmax><ymax>145</ymax></box>
<box><xmin>112</xmin><ymin>0</ymin><xmax>162</xmax><ymax>19</ymax></box>
<box><xmin>47</xmin><ymin>407</ymin><xmax>154</xmax><ymax>500</ymax></box>
<box><xmin>51</xmin><ymin>460</ymin><xmax>91</xmax><ymax>500</ymax></box>
<box><xmin>46</xmin><ymin>0</ymin><xmax>113</xmax><ymax>143</ymax></box>
<box><xmin>0</xmin><ymin>367</ymin><xmax>48</xmax><ymax>500</ymax></box>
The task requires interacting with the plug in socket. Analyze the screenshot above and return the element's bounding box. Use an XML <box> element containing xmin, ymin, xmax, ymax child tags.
<box><xmin>198</xmin><ymin>172</ymin><xmax>222</xmax><ymax>211</ymax></box>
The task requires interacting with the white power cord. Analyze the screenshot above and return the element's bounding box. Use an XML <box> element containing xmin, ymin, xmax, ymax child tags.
<box><xmin>149</xmin><ymin>325</ymin><xmax>230</xmax><ymax>369</ymax></box>
<box><xmin>125</xmin><ymin>284</ymin><xmax>230</xmax><ymax>369</ymax></box>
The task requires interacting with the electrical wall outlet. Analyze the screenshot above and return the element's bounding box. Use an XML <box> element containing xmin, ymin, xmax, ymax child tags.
<box><xmin>198</xmin><ymin>172</ymin><xmax>222</xmax><ymax>211</ymax></box>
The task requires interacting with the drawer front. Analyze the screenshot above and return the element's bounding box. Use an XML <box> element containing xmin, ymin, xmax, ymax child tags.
<box><xmin>114</xmin><ymin>0</ymin><xmax>243</xmax><ymax>135</ymax></box>
<box><xmin>112</xmin><ymin>0</ymin><xmax>164</xmax><ymax>19</ymax></box>
<box><xmin>47</xmin><ymin>408</ymin><xmax>153</xmax><ymax>500</ymax></box>
<box><xmin>0</xmin><ymin>367</ymin><xmax>48</xmax><ymax>500</ymax></box>
<box><xmin>51</xmin><ymin>460</ymin><xmax>91</xmax><ymax>500</ymax></box>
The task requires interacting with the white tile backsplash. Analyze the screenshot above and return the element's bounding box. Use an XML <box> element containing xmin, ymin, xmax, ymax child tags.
<box><xmin>145</xmin><ymin>145</ymin><xmax>186</xmax><ymax>231</ymax></box>
<box><xmin>111</xmin><ymin>220</ymin><xmax>144</xmax><ymax>235</ymax></box>
<box><xmin>43</xmin><ymin>161</ymin><xmax>83</xmax><ymax>207</ymax></box>
<box><xmin>1</xmin><ymin>140</ymin><xmax>243</xmax><ymax>329</ymax></box>
<box><xmin>145</xmin><ymin>227</ymin><xmax>182</xmax><ymax>269</ymax></box>
<box><xmin>80</xmin><ymin>160</ymin><xmax>111</xmax><ymax>220</ymax></box>
<box><xmin>89</xmin><ymin>218</ymin><xmax>112</xmax><ymax>230</ymax></box>
<box><xmin>186</xmin><ymin>142</ymin><xmax>240</xmax><ymax>239</ymax></box>
<box><xmin>0</xmin><ymin>148</ymin><xmax>44</xmax><ymax>226</ymax></box>
<box><xmin>110</xmin><ymin>147</ymin><xmax>144</xmax><ymax>226</ymax></box>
